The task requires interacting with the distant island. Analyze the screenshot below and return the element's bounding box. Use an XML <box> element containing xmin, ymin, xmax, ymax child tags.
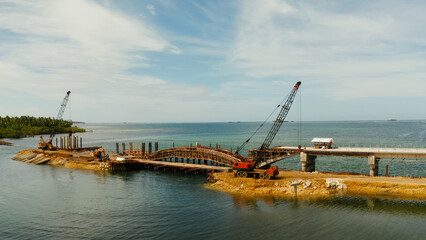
<box><xmin>0</xmin><ymin>116</ymin><xmax>85</xmax><ymax>139</ymax></box>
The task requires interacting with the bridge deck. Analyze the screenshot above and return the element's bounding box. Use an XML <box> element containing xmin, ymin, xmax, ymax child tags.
<box><xmin>273</xmin><ymin>146</ymin><xmax>426</xmax><ymax>159</ymax></box>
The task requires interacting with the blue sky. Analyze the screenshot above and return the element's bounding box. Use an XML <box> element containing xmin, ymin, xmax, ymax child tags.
<box><xmin>0</xmin><ymin>0</ymin><xmax>425</xmax><ymax>122</ymax></box>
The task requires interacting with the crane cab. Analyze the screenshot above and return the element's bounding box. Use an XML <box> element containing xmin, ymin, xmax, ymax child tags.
<box><xmin>232</xmin><ymin>160</ymin><xmax>255</xmax><ymax>171</ymax></box>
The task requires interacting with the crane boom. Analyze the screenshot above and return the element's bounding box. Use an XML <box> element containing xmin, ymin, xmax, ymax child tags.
<box><xmin>49</xmin><ymin>90</ymin><xmax>71</xmax><ymax>139</ymax></box>
<box><xmin>252</xmin><ymin>81</ymin><xmax>301</xmax><ymax>167</ymax></box>
<box><xmin>57</xmin><ymin>91</ymin><xmax>71</xmax><ymax>120</ymax></box>
<box><xmin>260</xmin><ymin>81</ymin><xmax>301</xmax><ymax>150</ymax></box>
<box><xmin>232</xmin><ymin>81</ymin><xmax>301</xmax><ymax>173</ymax></box>
<box><xmin>39</xmin><ymin>91</ymin><xmax>72</xmax><ymax>150</ymax></box>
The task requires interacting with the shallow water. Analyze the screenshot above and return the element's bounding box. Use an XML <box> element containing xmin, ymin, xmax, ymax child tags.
<box><xmin>0</xmin><ymin>121</ymin><xmax>425</xmax><ymax>239</ymax></box>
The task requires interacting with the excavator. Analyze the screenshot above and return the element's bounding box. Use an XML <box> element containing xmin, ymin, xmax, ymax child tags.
<box><xmin>90</xmin><ymin>148</ymin><xmax>106</xmax><ymax>159</ymax></box>
<box><xmin>233</xmin><ymin>81</ymin><xmax>301</xmax><ymax>179</ymax></box>
<box><xmin>38</xmin><ymin>91</ymin><xmax>71</xmax><ymax>150</ymax></box>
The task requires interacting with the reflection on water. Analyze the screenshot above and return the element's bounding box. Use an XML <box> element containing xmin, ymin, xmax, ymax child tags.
<box><xmin>231</xmin><ymin>193</ymin><xmax>426</xmax><ymax>216</ymax></box>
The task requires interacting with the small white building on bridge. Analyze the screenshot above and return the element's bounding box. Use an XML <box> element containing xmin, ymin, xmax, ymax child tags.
<box><xmin>312</xmin><ymin>138</ymin><xmax>334</xmax><ymax>149</ymax></box>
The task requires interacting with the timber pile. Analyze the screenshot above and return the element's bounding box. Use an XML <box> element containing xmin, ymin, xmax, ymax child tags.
<box><xmin>12</xmin><ymin>149</ymin><xmax>143</xmax><ymax>171</ymax></box>
<box><xmin>12</xmin><ymin>149</ymin><xmax>71</xmax><ymax>165</ymax></box>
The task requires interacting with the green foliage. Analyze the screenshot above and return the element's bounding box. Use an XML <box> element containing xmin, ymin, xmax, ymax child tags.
<box><xmin>0</xmin><ymin>116</ymin><xmax>86</xmax><ymax>139</ymax></box>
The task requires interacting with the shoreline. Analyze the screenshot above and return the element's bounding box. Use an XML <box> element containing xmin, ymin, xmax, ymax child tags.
<box><xmin>12</xmin><ymin>149</ymin><xmax>426</xmax><ymax>201</ymax></box>
<box><xmin>0</xmin><ymin>140</ymin><xmax>13</xmax><ymax>146</ymax></box>
<box><xmin>208</xmin><ymin>171</ymin><xmax>426</xmax><ymax>201</ymax></box>
<box><xmin>12</xmin><ymin>149</ymin><xmax>115</xmax><ymax>171</ymax></box>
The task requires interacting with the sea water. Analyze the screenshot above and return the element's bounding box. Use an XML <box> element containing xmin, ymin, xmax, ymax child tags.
<box><xmin>0</xmin><ymin>121</ymin><xmax>425</xmax><ymax>239</ymax></box>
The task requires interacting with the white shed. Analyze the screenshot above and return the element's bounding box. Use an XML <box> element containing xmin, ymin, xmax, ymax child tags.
<box><xmin>311</xmin><ymin>138</ymin><xmax>334</xmax><ymax>149</ymax></box>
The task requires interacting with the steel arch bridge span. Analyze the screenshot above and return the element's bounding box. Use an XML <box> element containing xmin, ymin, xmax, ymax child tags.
<box><xmin>146</xmin><ymin>146</ymin><xmax>247</xmax><ymax>167</ymax></box>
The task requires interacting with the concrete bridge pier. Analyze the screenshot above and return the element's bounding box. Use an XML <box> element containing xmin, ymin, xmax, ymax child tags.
<box><xmin>301</xmin><ymin>152</ymin><xmax>316</xmax><ymax>172</ymax></box>
<box><xmin>368</xmin><ymin>155</ymin><xmax>379</xmax><ymax>176</ymax></box>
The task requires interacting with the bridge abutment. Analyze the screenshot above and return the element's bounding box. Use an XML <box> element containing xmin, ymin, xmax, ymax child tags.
<box><xmin>368</xmin><ymin>155</ymin><xmax>379</xmax><ymax>176</ymax></box>
<box><xmin>300</xmin><ymin>152</ymin><xmax>316</xmax><ymax>172</ymax></box>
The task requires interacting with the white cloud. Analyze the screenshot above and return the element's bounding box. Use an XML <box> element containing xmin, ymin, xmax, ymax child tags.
<box><xmin>231</xmin><ymin>0</ymin><xmax>426</xmax><ymax>99</ymax></box>
<box><xmin>0</xmin><ymin>0</ymin><xmax>207</xmax><ymax>121</ymax></box>
<box><xmin>146</xmin><ymin>4</ymin><xmax>157</xmax><ymax>15</ymax></box>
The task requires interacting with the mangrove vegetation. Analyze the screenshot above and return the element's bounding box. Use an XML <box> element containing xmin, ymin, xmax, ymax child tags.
<box><xmin>0</xmin><ymin>116</ymin><xmax>85</xmax><ymax>139</ymax></box>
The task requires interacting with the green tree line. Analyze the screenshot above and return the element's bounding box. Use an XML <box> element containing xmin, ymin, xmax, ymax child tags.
<box><xmin>0</xmin><ymin>116</ymin><xmax>85</xmax><ymax>138</ymax></box>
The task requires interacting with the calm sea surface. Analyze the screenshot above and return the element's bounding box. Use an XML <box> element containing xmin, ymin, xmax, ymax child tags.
<box><xmin>1</xmin><ymin>121</ymin><xmax>425</xmax><ymax>239</ymax></box>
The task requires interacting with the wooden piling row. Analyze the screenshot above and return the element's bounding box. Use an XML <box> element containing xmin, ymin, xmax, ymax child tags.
<box><xmin>54</xmin><ymin>136</ymin><xmax>84</xmax><ymax>150</ymax></box>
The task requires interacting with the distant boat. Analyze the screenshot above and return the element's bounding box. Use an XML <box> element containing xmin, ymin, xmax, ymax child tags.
<box><xmin>387</xmin><ymin>119</ymin><xmax>397</xmax><ymax>122</ymax></box>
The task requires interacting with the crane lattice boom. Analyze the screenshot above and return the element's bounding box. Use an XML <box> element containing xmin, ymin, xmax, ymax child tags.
<box><xmin>57</xmin><ymin>91</ymin><xmax>71</xmax><ymax>120</ymax></box>
<box><xmin>252</xmin><ymin>81</ymin><xmax>301</xmax><ymax>167</ymax></box>
<box><xmin>260</xmin><ymin>82</ymin><xmax>301</xmax><ymax>150</ymax></box>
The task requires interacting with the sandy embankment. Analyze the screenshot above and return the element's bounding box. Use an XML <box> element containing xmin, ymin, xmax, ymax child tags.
<box><xmin>0</xmin><ymin>140</ymin><xmax>13</xmax><ymax>146</ymax></box>
<box><xmin>209</xmin><ymin>171</ymin><xmax>426</xmax><ymax>201</ymax></box>
<box><xmin>13</xmin><ymin>149</ymin><xmax>109</xmax><ymax>171</ymax></box>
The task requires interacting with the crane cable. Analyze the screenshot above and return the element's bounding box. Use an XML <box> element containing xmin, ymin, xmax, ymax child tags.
<box><xmin>236</xmin><ymin>90</ymin><xmax>292</xmax><ymax>154</ymax></box>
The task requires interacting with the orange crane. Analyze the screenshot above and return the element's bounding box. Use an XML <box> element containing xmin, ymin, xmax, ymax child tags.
<box><xmin>233</xmin><ymin>81</ymin><xmax>301</xmax><ymax>179</ymax></box>
<box><xmin>39</xmin><ymin>91</ymin><xmax>71</xmax><ymax>150</ymax></box>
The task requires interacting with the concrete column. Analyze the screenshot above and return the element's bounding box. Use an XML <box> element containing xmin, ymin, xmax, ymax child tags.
<box><xmin>300</xmin><ymin>152</ymin><xmax>316</xmax><ymax>172</ymax></box>
<box><xmin>368</xmin><ymin>155</ymin><xmax>379</xmax><ymax>176</ymax></box>
<box><xmin>155</xmin><ymin>142</ymin><xmax>159</xmax><ymax>152</ymax></box>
